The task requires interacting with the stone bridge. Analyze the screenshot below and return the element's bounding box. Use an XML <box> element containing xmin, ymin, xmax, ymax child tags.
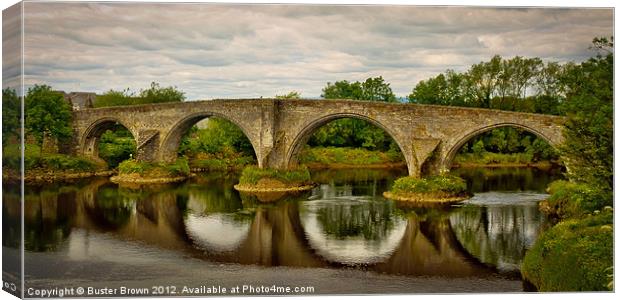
<box><xmin>72</xmin><ymin>99</ymin><xmax>565</xmax><ymax>176</ymax></box>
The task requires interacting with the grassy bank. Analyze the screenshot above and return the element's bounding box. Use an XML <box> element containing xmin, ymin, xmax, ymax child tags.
<box><xmin>453</xmin><ymin>152</ymin><xmax>556</xmax><ymax>168</ymax></box>
<box><xmin>188</xmin><ymin>151</ymin><xmax>255</xmax><ymax>171</ymax></box>
<box><xmin>299</xmin><ymin>146</ymin><xmax>404</xmax><ymax>169</ymax></box>
<box><xmin>522</xmin><ymin>210</ymin><xmax>613</xmax><ymax>291</ymax></box>
<box><xmin>2</xmin><ymin>144</ymin><xmax>107</xmax><ymax>182</ymax></box>
<box><xmin>383</xmin><ymin>174</ymin><xmax>469</xmax><ymax>203</ymax></box>
<box><xmin>522</xmin><ymin>180</ymin><xmax>613</xmax><ymax>291</ymax></box>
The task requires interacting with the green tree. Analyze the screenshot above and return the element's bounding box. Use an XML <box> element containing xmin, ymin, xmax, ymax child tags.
<box><xmin>94</xmin><ymin>82</ymin><xmax>185</xmax><ymax>107</ymax></box>
<box><xmin>314</xmin><ymin>77</ymin><xmax>399</xmax><ymax>151</ymax></box>
<box><xmin>24</xmin><ymin>85</ymin><xmax>73</xmax><ymax>152</ymax></box>
<box><xmin>559</xmin><ymin>37</ymin><xmax>613</xmax><ymax>189</ymax></box>
<box><xmin>2</xmin><ymin>88</ymin><xmax>20</xmax><ymax>144</ymax></box>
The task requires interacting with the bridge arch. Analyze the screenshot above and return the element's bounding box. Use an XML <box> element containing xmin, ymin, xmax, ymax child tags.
<box><xmin>159</xmin><ymin>112</ymin><xmax>260</xmax><ymax>164</ymax></box>
<box><xmin>284</xmin><ymin>113</ymin><xmax>413</xmax><ymax>173</ymax></box>
<box><xmin>80</xmin><ymin>117</ymin><xmax>137</xmax><ymax>163</ymax></box>
<box><xmin>441</xmin><ymin>122</ymin><xmax>561</xmax><ymax>171</ymax></box>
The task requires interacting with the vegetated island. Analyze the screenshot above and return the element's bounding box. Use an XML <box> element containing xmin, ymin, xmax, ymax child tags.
<box><xmin>383</xmin><ymin>174</ymin><xmax>470</xmax><ymax>204</ymax></box>
<box><xmin>110</xmin><ymin>158</ymin><xmax>191</xmax><ymax>184</ymax></box>
<box><xmin>233</xmin><ymin>165</ymin><xmax>315</xmax><ymax>193</ymax></box>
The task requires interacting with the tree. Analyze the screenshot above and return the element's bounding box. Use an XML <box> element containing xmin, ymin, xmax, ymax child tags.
<box><xmin>314</xmin><ymin>77</ymin><xmax>399</xmax><ymax>151</ymax></box>
<box><xmin>559</xmin><ymin>37</ymin><xmax>613</xmax><ymax>190</ymax></box>
<box><xmin>322</xmin><ymin>76</ymin><xmax>396</xmax><ymax>102</ymax></box>
<box><xmin>2</xmin><ymin>88</ymin><xmax>20</xmax><ymax>144</ymax></box>
<box><xmin>24</xmin><ymin>85</ymin><xmax>73</xmax><ymax>152</ymax></box>
<box><xmin>275</xmin><ymin>91</ymin><xmax>301</xmax><ymax>99</ymax></box>
<box><xmin>94</xmin><ymin>82</ymin><xmax>185</xmax><ymax>107</ymax></box>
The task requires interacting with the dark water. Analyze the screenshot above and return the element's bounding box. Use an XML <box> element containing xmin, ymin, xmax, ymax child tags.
<box><xmin>2</xmin><ymin>167</ymin><xmax>563</xmax><ymax>296</ymax></box>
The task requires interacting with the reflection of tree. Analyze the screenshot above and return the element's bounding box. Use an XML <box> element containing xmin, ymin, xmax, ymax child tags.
<box><xmin>21</xmin><ymin>187</ymin><xmax>77</xmax><ymax>252</ymax></box>
<box><xmin>449</xmin><ymin>204</ymin><xmax>547</xmax><ymax>271</ymax></box>
<box><xmin>315</xmin><ymin>200</ymin><xmax>396</xmax><ymax>240</ymax></box>
<box><xmin>89</xmin><ymin>185</ymin><xmax>136</xmax><ymax>229</ymax></box>
<box><xmin>452</xmin><ymin>167</ymin><xmax>563</xmax><ymax>193</ymax></box>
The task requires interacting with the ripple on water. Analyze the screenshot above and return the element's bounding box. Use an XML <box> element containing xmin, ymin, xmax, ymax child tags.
<box><xmin>460</xmin><ymin>191</ymin><xmax>548</xmax><ymax>207</ymax></box>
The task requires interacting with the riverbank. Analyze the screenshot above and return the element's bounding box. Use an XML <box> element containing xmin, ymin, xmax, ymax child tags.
<box><xmin>521</xmin><ymin>180</ymin><xmax>613</xmax><ymax>291</ymax></box>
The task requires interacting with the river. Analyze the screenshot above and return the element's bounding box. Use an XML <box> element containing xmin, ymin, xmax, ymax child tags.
<box><xmin>2</xmin><ymin>167</ymin><xmax>563</xmax><ymax>295</ymax></box>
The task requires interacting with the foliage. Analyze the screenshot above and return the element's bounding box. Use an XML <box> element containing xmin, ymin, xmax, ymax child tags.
<box><xmin>322</xmin><ymin>76</ymin><xmax>397</xmax><ymax>102</ymax></box>
<box><xmin>558</xmin><ymin>41</ymin><xmax>613</xmax><ymax>190</ymax></box>
<box><xmin>521</xmin><ymin>211</ymin><xmax>613</xmax><ymax>291</ymax></box>
<box><xmin>454</xmin><ymin>152</ymin><xmax>535</xmax><ymax>165</ymax></box>
<box><xmin>238</xmin><ymin>165</ymin><xmax>311</xmax><ymax>185</ymax></box>
<box><xmin>97</xmin><ymin>127</ymin><xmax>137</xmax><ymax>168</ymax></box>
<box><xmin>93</xmin><ymin>82</ymin><xmax>185</xmax><ymax>107</ymax></box>
<box><xmin>179</xmin><ymin>117</ymin><xmax>254</xmax><ymax>158</ymax></box>
<box><xmin>408</xmin><ymin>55</ymin><xmax>555</xmax><ymax>112</ymax></box>
<box><xmin>456</xmin><ymin>127</ymin><xmax>559</xmax><ymax>164</ymax></box>
<box><xmin>390</xmin><ymin>174</ymin><xmax>467</xmax><ymax>195</ymax></box>
<box><xmin>24</xmin><ymin>85</ymin><xmax>73</xmax><ymax>150</ymax></box>
<box><xmin>2</xmin><ymin>88</ymin><xmax>20</xmax><ymax>144</ymax></box>
<box><xmin>3</xmin><ymin>143</ymin><xmax>99</xmax><ymax>172</ymax></box>
<box><xmin>300</xmin><ymin>146</ymin><xmax>403</xmax><ymax>165</ymax></box>
<box><xmin>308</xmin><ymin>77</ymin><xmax>401</xmax><ymax>153</ymax></box>
<box><xmin>543</xmin><ymin>180</ymin><xmax>613</xmax><ymax>219</ymax></box>
<box><xmin>118</xmin><ymin>158</ymin><xmax>190</xmax><ymax>177</ymax></box>
<box><xmin>275</xmin><ymin>91</ymin><xmax>301</xmax><ymax>99</ymax></box>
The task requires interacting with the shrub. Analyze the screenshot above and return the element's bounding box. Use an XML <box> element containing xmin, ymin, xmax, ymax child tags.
<box><xmin>3</xmin><ymin>143</ymin><xmax>100</xmax><ymax>172</ymax></box>
<box><xmin>239</xmin><ymin>165</ymin><xmax>311</xmax><ymax>185</ymax></box>
<box><xmin>391</xmin><ymin>174</ymin><xmax>467</xmax><ymax>195</ymax></box>
<box><xmin>522</xmin><ymin>211</ymin><xmax>613</xmax><ymax>291</ymax></box>
<box><xmin>544</xmin><ymin>180</ymin><xmax>613</xmax><ymax>219</ymax></box>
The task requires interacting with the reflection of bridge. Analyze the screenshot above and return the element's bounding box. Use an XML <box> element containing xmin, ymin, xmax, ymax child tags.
<box><xmin>73</xmin><ymin>99</ymin><xmax>565</xmax><ymax>176</ymax></box>
<box><xmin>18</xmin><ymin>181</ymin><xmax>510</xmax><ymax>277</ymax></box>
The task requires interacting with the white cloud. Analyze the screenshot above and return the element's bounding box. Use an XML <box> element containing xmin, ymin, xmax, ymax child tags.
<box><xmin>7</xmin><ymin>2</ymin><xmax>613</xmax><ymax>99</ymax></box>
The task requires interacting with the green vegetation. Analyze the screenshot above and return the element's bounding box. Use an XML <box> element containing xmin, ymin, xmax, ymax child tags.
<box><xmin>454</xmin><ymin>127</ymin><xmax>559</xmax><ymax>166</ymax></box>
<box><xmin>25</xmin><ymin>85</ymin><xmax>73</xmax><ymax>153</ymax></box>
<box><xmin>238</xmin><ymin>165</ymin><xmax>311</xmax><ymax>186</ymax></box>
<box><xmin>302</xmin><ymin>76</ymin><xmax>403</xmax><ymax>166</ymax></box>
<box><xmin>522</xmin><ymin>210</ymin><xmax>613</xmax><ymax>291</ymax></box>
<box><xmin>390</xmin><ymin>174</ymin><xmax>467</xmax><ymax>196</ymax></box>
<box><xmin>2</xmin><ymin>88</ymin><xmax>20</xmax><ymax>145</ymax></box>
<box><xmin>97</xmin><ymin>127</ymin><xmax>137</xmax><ymax>168</ymax></box>
<box><xmin>94</xmin><ymin>82</ymin><xmax>185</xmax><ymax>107</ymax></box>
<box><xmin>3</xmin><ymin>144</ymin><xmax>101</xmax><ymax>172</ymax></box>
<box><xmin>300</xmin><ymin>146</ymin><xmax>403</xmax><ymax>166</ymax></box>
<box><xmin>275</xmin><ymin>91</ymin><xmax>301</xmax><ymax>99</ymax></box>
<box><xmin>542</xmin><ymin>180</ymin><xmax>613</xmax><ymax>219</ymax></box>
<box><xmin>521</xmin><ymin>37</ymin><xmax>613</xmax><ymax>292</ymax></box>
<box><xmin>118</xmin><ymin>158</ymin><xmax>190</xmax><ymax>178</ymax></box>
<box><xmin>178</xmin><ymin>117</ymin><xmax>256</xmax><ymax>170</ymax></box>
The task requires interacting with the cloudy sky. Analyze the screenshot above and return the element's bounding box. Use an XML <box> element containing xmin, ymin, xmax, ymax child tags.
<box><xmin>3</xmin><ymin>1</ymin><xmax>614</xmax><ymax>100</ymax></box>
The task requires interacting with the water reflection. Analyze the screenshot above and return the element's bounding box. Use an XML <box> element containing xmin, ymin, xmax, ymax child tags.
<box><xmin>7</xmin><ymin>167</ymin><xmax>558</xmax><ymax>286</ymax></box>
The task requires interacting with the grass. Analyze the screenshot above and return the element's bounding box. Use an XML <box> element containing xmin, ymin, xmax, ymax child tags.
<box><xmin>238</xmin><ymin>165</ymin><xmax>311</xmax><ymax>186</ymax></box>
<box><xmin>189</xmin><ymin>151</ymin><xmax>255</xmax><ymax>171</ymax></box>
<box><xmin>390</xmin><ymin>174</ymin><xmax>468</xmax><ymax>196</ymax></box>
<box><xmin>542</xmin><ymin>180</ymin><xmax>613</xmax><ymax>219</ymax></box>
<box><xmin>118</xmin><ymin>157</ymin><xmax>190</xmax><ymax>178</ymax></box>
<box><xmin>521</xmin><ymin>210</ymin><xmax>613</xmax><ymax>291</ymax></box>
<box><xmin>299</xmin><ymin>146</ymin><xmax>403</xmax><ymax>166</ymax></box>
<box><xmin>454</xmin><ymin>152</ymin><xmax>535</xmax><ymax>165</ymax></box>
<box><xmin>3</xmin><ymin>143</ymin><xmax>102</xmax><ymax>172</ymax></box>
